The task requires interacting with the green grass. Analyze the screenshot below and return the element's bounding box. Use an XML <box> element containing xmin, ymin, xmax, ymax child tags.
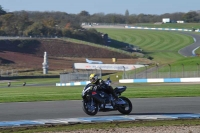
<box><xmin>59</xmin><ymin>38</ymin><xmax>141</xmax><ymax>57</ymax></box>
<box><xmin>132</xmin><ymin>23</ymin><xmax>200</xmax><ymax>29</ymax></box>
<box><xmin>96</xmin><ymin>29</ymin><xmax>194</xmax><ymax>64</ymax></box>
<box><xmin>94</xmin><ymin>28</ymin><xmax>200</xmax><ymax>76</ymax></box>
<box><xmin>1</xmin><ymin>24</ymin><xmax>200</xmax><ymax>132</ymax></box>
<box><xmin>0</xmin><ymin>83</ymin><xmax>200</xmax><ymax>103</ymax></box>
<box><xmin>0</xmin><ymin>78</ymin><xmax>59</xmax><ymax>87</ymax></box>
<box><xmin>195</xmin><ymin>47</ymin><xmax>200</xmax><ymax>54</ymax></box>
<box><xmin>123</xmin><ymin>83</ymin><xmax>200</xmax><ymax>98</ymax></box>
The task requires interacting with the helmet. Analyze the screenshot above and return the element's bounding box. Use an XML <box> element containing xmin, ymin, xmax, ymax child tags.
<box><xmin>89</xmin><ymin>73</ymin><xmax>98</xmax><ymax>83</ymax></box>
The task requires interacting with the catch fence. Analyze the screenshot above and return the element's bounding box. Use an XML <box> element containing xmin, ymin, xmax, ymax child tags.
<box><xmin>60</xmin><ymin>69</ymin><xmax>102</xmax><ymax>83</ymax></box>
<box><xmin>124</xmin><ymin>64</ymin><xmax>200</xmax><ymax>79</ymax></box>
<box><xmin>1</xmin><ymin>64</ymin><xmax>200</xmax><ymax>82</ymax></box>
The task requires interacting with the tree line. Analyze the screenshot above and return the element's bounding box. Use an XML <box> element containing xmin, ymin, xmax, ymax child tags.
<box><xmin>0</xmin><ymin>5</ymin><xmax>200</xmax><ymax>44</ymax></box>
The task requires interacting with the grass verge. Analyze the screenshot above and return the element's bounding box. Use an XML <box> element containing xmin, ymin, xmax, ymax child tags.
<box><xmin>0</xmin><ymin>83</ymin><xmax>200</xmax><ymax>102</ymax></box>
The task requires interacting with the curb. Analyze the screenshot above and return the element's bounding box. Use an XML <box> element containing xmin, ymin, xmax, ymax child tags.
<box><xmin>0</xmin><ymin>114</ymin><xmax>200</xmax><ymax>127</ymax></box>
<box><xmin>119</xmin><ymin>78</ymin><xmax>200</xmax><ymax>83</ymax></box>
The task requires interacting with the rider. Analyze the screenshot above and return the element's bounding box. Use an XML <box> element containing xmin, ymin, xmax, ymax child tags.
<box><xmin>89</xmin><ymin>73</ymin><xmax>125</xmax><ymax>104</ymax></box>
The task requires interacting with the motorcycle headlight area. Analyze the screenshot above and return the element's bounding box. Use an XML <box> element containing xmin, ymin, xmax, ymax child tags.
<box><xmin>82</xmin><ymin>87</ymin><xmax>91</xmax><ymax>95</ymax></box>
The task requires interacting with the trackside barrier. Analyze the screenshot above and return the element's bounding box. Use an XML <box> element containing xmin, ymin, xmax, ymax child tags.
<box><xmin>125</xmin><ymin>26</ymin><xmax>193</xmax><ymax>32</ymax></box>
<box><xmin>56</xmin><ymin>81</ymin><xmax>90</xmax><ymax>86</ymax></box>
<box><xmin>56</xmin><ymin>78</ymin><xmax>200</xmax><ymax>86</ymax></box>
<box><xmin>1</xmin><ymin>114</ymin><xmax>200</xmax><ymax>127</ymax></box>
<box><xmin>119</xmin><ymin>78</ymin><xmax>200</xmax><ymax>83</ymax></box>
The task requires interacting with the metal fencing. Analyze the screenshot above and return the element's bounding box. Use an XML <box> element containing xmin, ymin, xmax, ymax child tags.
<box><xmin>0</xmin><ymin>70</ymin><xmax>18</xmax><ymax>77</ymax></box>
<box><xmin>1</xmin><ymin>64</ymin><xmax>200</xmax><ymax>82</ymax></box>
<box><xmin>125</xmin><ymin>71</ymin><xmax>200</xmax><ymax>79</ymax></box>
<box><xmin>124</xmin><ymin>64</ymin><xmax>200</xmax><ymax>79</ymax></box>
<box><xmin>59</xmin><ymin>69</ymin><xmax>102</xmax><ymax>83</ymax></box>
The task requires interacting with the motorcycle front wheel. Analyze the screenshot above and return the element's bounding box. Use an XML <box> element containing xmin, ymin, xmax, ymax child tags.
<box><xmin>117</xmin><ymin>97</ymin><xmax>132</xmax><ymax>114</ymax></box>
<box><xmin>82</xmin><ymin>99</ymin><xmax>99</xmax><ymax>116</ymax></box>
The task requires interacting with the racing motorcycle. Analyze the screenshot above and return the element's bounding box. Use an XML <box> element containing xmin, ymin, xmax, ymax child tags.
<box><xmin>82</xmin><ymin>77</ymin><xmax>132</xmax><ymax>116</ymax></box>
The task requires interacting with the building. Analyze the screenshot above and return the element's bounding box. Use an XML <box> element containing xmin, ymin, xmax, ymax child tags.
<box><xmin>177</xmin><ymin>20</ymin><xmax>184</xmax><ymax>23</ymax></box>
<box><xmin>162</xmin><ymin>18</ymin><xmax>170</xmax><ymax>23</ymax></box>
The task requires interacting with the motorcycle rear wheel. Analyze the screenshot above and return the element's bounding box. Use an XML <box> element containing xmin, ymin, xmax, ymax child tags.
<box><xmin>117</xmin><ymin>97</ymin><xmax>132</xmax><ymax>114</ymax></box>
<box><xmin>82</xmin><ymin>100</ymin><xmax>99</xmax><ymax>116</ymax></box>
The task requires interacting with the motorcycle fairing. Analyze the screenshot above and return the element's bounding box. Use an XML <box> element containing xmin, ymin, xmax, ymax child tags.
<box><xmin>114</xmin><ymin>86</ymin><xmax>126</xmax><ymax>93</ymax></box>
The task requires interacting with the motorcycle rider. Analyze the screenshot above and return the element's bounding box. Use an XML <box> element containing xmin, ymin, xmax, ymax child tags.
<box><xmin>89</xmin><ymin>73</ymin><xmax>125</xmax><ymax>104</ymax></box>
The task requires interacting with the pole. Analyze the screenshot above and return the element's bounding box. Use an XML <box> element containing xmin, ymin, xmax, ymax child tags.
<box><xmin>156</xmin><ymin>63</ymin><xmax>159</xmax><ymax>78</ymax></box>
<box><xmin>182</xmin><ymin>64</ymin><xmax>184</xmax><ymax>78</ymax></box>
<box><xmin>123</xmin><ymin>66</ymin><xmax>125</xmax><ymax>79</ymax></box>
<box><xmin>168</xmin><ymin>64</ymin><xmax>171</xmax><ymax>78</ymax></box>
<box><xmin>197</xmin><ymin>63</ymin><xmax>199</xmax><ymax>77</ymax></box>
<box><xmin>100</xmin><ymin>67</ymin><xmax>102</xmax><ymax>78</ymax></box>
<box><xmin>145</xmin><ymin>65</ymin><xmax>147</xmax><ymax>78</ymax></box>
<box><xmin>134</xmin><ymin>68</ymin><xmax>136</xmax><ymax>79</ymax></box>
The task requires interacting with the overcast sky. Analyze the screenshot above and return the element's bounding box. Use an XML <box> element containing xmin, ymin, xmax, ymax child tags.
<box><xmin>1</xmin><ymin>0</ymin><xmax>199</xmax><ymax>15</ymax></box>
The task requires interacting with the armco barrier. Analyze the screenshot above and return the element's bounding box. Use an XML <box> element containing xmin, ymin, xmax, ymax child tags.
<box><xmin>119</xmin><ymin>78</ymin><xmax>200</xmax><ymax>83</ymax></box>
<box><xmin>56</xmin><ymin>81</ymin><xmax>90</xmax><ymax>86</ymax></box>
<box><xmin>56</xmin><ymin>78</ymin><xmax>200</xmax><ymax>86</ymax></box>
<box><xmin>125</xmin><ymin>26</ymin><xmax>192</xmax><ymax>32</ymax></box>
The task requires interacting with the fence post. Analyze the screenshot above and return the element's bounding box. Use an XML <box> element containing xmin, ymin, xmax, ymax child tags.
<box><xmin>134</xmin><ymin>68</ymin><xmax>136</xmax><ymax>79</ymax></box>
<box><xmin>156</xmin><ymin>63</ymin><xmax>159</xmax><ymax>78</ymax></box>
<box><xmin>182</xmin><ymin>64</ymin><xmax>184</xmax><ymax>78</ymax></box>
<box><xmin>87</xmin><ymin>70</ymin><xmax>89</xmax><ymax>81</ymax></box>
<box><xmin>95</xmin><ymin>66</ymin><xmax>97</xmax><ymax>74</ymax></box>
<box><xmin>197</xmin><ymin>63</ymin><xmax>199</xmax><ymax>77</ymax></box>
<box><xmin>99</xmin><ymin>67</ymin><xmax>102</xmax><ymax>78</ymax></box>
<box><xmin>168</xmin><ymin>64</ymin><xmax>171</xmax><ymax>78</ymax></box>
<box><xmin>145</xmin><ymin>65</ymin><xmax>147</xmax><ymax>78</ymax></box>
<box><xmin>123</xmin><ymin>66</ymin><xmax>125</xmax><ymax>79</ymax></box>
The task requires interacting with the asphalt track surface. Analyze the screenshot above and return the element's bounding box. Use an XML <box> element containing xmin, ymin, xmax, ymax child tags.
<box><xmin>0</xmin><ymin>97</ymin><xmax>200</xmax><ymax>121</ymax></box>
<box><xmin>178</xmin><ymin>32</ymin><xmax>200</xmax><ymax>57</ymax></box>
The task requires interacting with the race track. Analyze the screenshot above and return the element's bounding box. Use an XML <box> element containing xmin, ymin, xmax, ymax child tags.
<box><xmin>0</xmin><ymin>28</ymin><xmax>200</xmax><ymax>127</ymax></box>
<box><xmin>0</xmin><ymin>97</ymin><xmax>200</xmax><ymax>121</ymax></box>
<box><xmin>84</xmin><ymin>25</ymin><xmax>200</xmax><ymax>57</ymax></box>
<box><xmin>178</xmin><ymin>32</ymin><xmax>200</xmax><ymax>56</ymax></box>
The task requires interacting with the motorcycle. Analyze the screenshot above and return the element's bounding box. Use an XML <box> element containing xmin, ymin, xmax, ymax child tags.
<box><xmin>81</xmin><ymin>77</ymin><xmax>132</xmax><ymax>116</ymax></box>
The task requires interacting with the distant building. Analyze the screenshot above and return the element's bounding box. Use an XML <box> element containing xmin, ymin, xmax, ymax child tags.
<box><xmin>162</xmin><ymin>18</ymin><xmax>170</xmax><ymax>23</ymax></box>
<box><xmin>154</xmin><ymin>22</ymin><xmax>163</xmax><ymax>25</ymax></box>
<box><xmin>81</xmin><ymin>23</ymin><xmax>86</xmax><ymax>26</ymax></box>
<box><xmin>195</xmin><ymin>29</ymin><xmax>200</xmax><ymax>32</ymax></box>
<box><xmin>177</xmin><ymin>20</ymin><xmax>184</xmax><ymax>23</ymax></box>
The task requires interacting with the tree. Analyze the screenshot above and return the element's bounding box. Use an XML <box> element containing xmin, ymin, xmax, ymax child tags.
<box><xmin>79</xmin><ymin>10</ymin><xmax>90</xmax><ymax>16</ymax></box>
<box><xmin>125</xmin><ymin>9</ymin><xmax>129</xmax><ymax>17</ymax></box>
<box><xmin>182</xmin><ymin>11</ymin><xmax>199</xmax><ymax>22</ymax></box>
<box><xmin>24</xmin><ymin>22</ymin><xmax>46</xmax><ymax>36</ymax></box>
<box><xmin>125</xmin><ymin>9</ymin><xmax>129</xmax><ymax>24</ymax></box>
<box><xmin>64</xmin><ymin>22</ymin><xmax>71</xmax><ymax>29</ymax></box>
<box><xmin>0</xmin><ymin>14</ymin><xmax>19</xmax><ymax>35</ymax></box>
<box><xmin>0</xmin><ymin>5</ymin><xmax>6</xmax><ymax>15</ymax></box>
<box><xmin>42</xmin><ymin>17</ymin><xmax>57</xmax><ymax>28</ymax></box>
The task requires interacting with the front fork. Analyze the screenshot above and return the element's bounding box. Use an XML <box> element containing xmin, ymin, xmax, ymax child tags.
<box><xmin>90</xmin><ymin>97</ymin><xmax>94</xmax><ymax>106</ymax></box>
<box><xmin>87</xmin><ymin>97</ymin><xmax>98</xmax><ymax>112</ymax></box>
